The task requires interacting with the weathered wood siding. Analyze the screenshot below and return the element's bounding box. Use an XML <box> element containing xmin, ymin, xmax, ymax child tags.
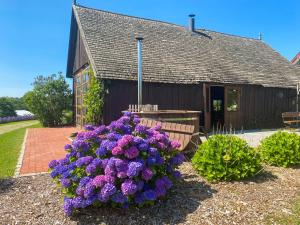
<box><xmin>240</xmin><ymin>85</ymin><xmax>296</xmax><ymax>129</ymax></box>
<box><xmin>67</xmin><ymin>13</ymin><xmax>89</xmax><ymax>77</ymax></box>
<box><xmin>102</xmin><ymin>80</ymin><xmax>296</xmax><ymax>130</ymax></box>
<box><xmin>103</xmin><ymin>80</ymin><xmax>204</xmax><ymax>124</ymax></box>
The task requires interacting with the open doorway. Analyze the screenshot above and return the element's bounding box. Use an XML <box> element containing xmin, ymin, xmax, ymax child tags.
<box><xmin>210</xmin><ymin>86</ymin><xmax>224</xmax><ymax>128</ymax></box>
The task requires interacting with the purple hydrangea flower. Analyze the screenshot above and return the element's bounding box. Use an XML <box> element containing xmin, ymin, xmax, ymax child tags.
<box><xmin>75</xmin><ymin>156</ymin><xmax>93</xmax><ymax>167</ymax></box>
<box><xmin>135</xmin><ymin>124</ymin><xmax>148</xmax><ymax>134</ymax></box>
<box><xmin>123</xmin><ymin>111</ymin><xmax>132</xmax><ymax>117</ymax></box>
<box><xmin>107</xmin><ymin>141</ymin><xmax>117</xmax><ymax>151</ymax></box>
<box><xmin>48</xmin><ymin>160</ymin><xmax>59</xmax><ymax>169</ymax></box>
<box><xmin>72</xmin><ymin>139</ymin><xmax>89</xmax><ymax>152</ymax></box>
<box><xmin>170</xmin><ymin>140</ymin><xmax>181</xmax><ymax>149</ymax></box>
<box><xmin>170</xmin><ymin>153</ymin><xmax>185</xmax><ymax>165</ymax></box>
<box><xmin>63</xmin><ymin>198</ymin><xmax>73</xmax><ymax>215</ymax></box>
<box><xmin>92</xmin><ymin>158</ymin><xmax>102</xmax><ymax>167</ymax></box>
<box><xmin>172</xmin><ymin>170</ymin><xmax>182</xmax><ymax>179</ymax></box>
<box><xmin>96</xmin><ymin>146</ymin><xmax>107</xmax><ymax>157</ymax></box>
<box><xmin>134</xmin><ymin>193</ymin><xmax>145</xmax><ymax>205</ymax></box>
<box><xmin>111</xmin><ymin>192</ymin><xmax>127</xmax><ymax>204</ymax></box>
<box><xmin>94</xmin><ymin>125</ymin><xmax>107</xmax><ymax>135</ymax></box>
<box><xmin>138</xmin><ymin>142</ymin><xmax>149</xmax><ymax>151</ymax></box>
<box><xmin>86</xmin><ymin>164</ymin><xmax>97</xmax><ymax>174</ymax></box>
<box><xmin>92</xmin><ymin>175</ymin><xmax>106</xmax><ymax>188</ymax></box>
<box><xmin>101</xmin><ymin>183</ymin><xmax>116</xmax><ymax>199</ymax></box>
<box><xmin>64</xmin><ymin>144</ymin><xmax>72</xmax><ymax>151</ymax></box>
<box><xmin>61</xmin><ymin>178</ymin><xmax>71</xmax><ymax>188</ymax></box>
<box><xmin>84</xmin><ymin>124</ymin><xmax>95</xmax><ymax>131</ymax></box>
<box><xmin>117</xmin><ymin>172</ymin><xmax>127</xmax><ymax>179</ymax></box>
<box><xmin>146</xmin><ymin>156</ymin><xmax>156</xmax><ymax>166</ymax></box>
<box><xmin>155</xmin><ymin>185</ymin><xmax>166</xmax><ymax>197</ymax></box>
<box><xmin>84</xmin><ymin>182</ymin><xmax>95</xmax><ymax>198</ymax></box>
<box><xmin>133</xmin><ymin>117</ymin><xmax>140</xmax><ymax>124</ymax></box>
<box><xmin>104</xmin><ymin>165</ymin><xmax>116</xmax><ymax>176</ymax></box>
<box><xmin>105</xmin><ymin>175</ymin><xmax>115</xmax><ymax>184</ymax></box>
<box><xmin>127</xmin><ymin>161</ymin><xmax>143</xmax><ymax>178</ymax></box>
<box><xmin>143</xmin><ymin>190</ymin><xmax>157</xmax><ymax>201</ymax></box>
<box><xmin>79</xmin><ymin>177</ymin><xmax>92</xmax><ymax>187</ymax></box>
<box><xmin>72</xmin><ymin>196</ymin><xmax>84</xmax><ymax>208</ymax></box>
<box><xmin>141</xmin><ymin>167</ymin><xmax>153</xmax><ymax>181</ymax></box>
<box><xmin>121</xmin><ymin>179</ymin><xmax>138</xmax><ymax>196</ymax></box>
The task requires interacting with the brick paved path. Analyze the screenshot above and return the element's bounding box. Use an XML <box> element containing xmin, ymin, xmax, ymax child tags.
<box><xmin>19</xmin><ymin>127</ymin><xmax>77</xmax><ymax>175</ymax></box>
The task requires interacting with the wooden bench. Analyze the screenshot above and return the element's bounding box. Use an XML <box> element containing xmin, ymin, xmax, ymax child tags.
<box><xmin>140</xmin><ymin>118</ymin><xmax>202</xmax><ymax>151</ymax></box>
<box><xmin>282</xmin><ymin>112</ymin><xmax>300</xmax><ymax>127</ymax></box>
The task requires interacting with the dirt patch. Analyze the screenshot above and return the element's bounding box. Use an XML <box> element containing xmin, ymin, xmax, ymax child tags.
<box><xmin>0</xmin><ymin>162</ymin><xmax>299</xmax><ymax>225</ymax></box>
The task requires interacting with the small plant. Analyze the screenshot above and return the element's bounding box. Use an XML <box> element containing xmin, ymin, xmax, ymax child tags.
<box><xmin>49</xmin><ymin>112</ymin><xmax>183</xmax><ymax>215</ymax></box>
<box><xmin>259</xmin><ymin>131</ymin><xmax>300</xmax><ymax>167</ymax></box>
<box><xmin>192</xmin><ymin>135</ymin><xmax>261</xmax><ymax>181</ymax></box>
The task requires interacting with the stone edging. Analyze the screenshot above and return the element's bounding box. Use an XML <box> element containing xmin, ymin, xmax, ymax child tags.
<box><xmin>14</xmin><ymin>129</ymin><xmax>28</xmax><ymax>178</ymax></box>
<box><xmin>18</xmin><ymin>171</ymin><xmax>50</xmax><ymax>177</ymax></box>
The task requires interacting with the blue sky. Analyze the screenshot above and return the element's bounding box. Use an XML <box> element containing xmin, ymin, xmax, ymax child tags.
<box><xmin>0</xmin><ymin>0</ymin><xmax>299</xmax><ymax>97</ymax></box>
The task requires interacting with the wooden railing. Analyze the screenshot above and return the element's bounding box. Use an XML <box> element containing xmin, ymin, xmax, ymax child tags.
<box><xmin>128</xmin><ymin>104</ymin><xmax>159</xmax><ymax>112</ymax></box>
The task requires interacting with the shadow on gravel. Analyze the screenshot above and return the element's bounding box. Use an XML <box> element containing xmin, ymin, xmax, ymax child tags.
<box><xmin>71</xmin><ymin>177</ymin><xmax>216</xmax><ymax>225</ymax></box>
<box><xmin>0</xmin><ymin>177</ymin><xmax>15</xmax><ymax>194</ymax></box>
<box><xmin>242</xmin><ymin>170</ymin><xmax>278</xmax><ymax>184</ymax></box>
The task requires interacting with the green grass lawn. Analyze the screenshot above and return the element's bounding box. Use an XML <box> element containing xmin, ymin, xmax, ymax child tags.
<box><xmin>0</xmin><ymin>120</ymin><xmax>36</xmax><ymax>127</ymax></box>
<box><xmin>0</xmin><ymin>122</ymin><xmax>42</xmax><ymax>178</ymax></box>
<box><xmin>266</xmin><ymin>192</ymin><xmax>300</xmax><ymax>225</ymax></box>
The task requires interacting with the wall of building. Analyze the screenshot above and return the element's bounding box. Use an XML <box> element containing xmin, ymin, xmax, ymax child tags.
<box><xmin>102</xmin><ymin>80</ymin><xmax>204</xmax><ymax>125</ymax></box>
<box><xmin>102</xmin><ymin>80</ymin><xmax>296</xmax><ymax>130</ymax></box>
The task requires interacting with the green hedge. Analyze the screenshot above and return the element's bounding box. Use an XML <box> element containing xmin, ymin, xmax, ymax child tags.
<box><xmin>259</xmin><ymin>131</ymin><xmax>300</xmax><ymax>167</ymax></box>
<box><xmin>192</xmin><ymin>135</ymin><xmax>261</xmax><ymax>181</ymax></box>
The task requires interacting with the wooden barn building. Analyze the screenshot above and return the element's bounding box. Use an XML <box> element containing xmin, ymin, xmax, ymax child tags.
<box><xmin>66</xmin><ymin>3</ymin><xmax>300</xmax><ymax>130</ymax></box>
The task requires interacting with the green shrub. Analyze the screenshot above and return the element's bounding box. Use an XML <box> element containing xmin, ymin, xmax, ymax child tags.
<box><xmin>61</xmin><ymin>110</ymin><xmax>73</xmax><ymax>125</ymax></box>
<box><xmin>23</xmin><ymin>74</ymin><xmax>72</xmax><ymax>127</ymax></box>
<box><xmin>192</xmin><ymin>135</ymin><xmax>261</xmax><ymax>181</ymax></box>
<box><xmin>259</xmin><ymin>131</ymin><xmax>300</xmax><ymax>167</ymax></box>
<box><xmin>84</xmin><ymin>68</ymin><xmax>104</xmax><ymax>125</ymax></box>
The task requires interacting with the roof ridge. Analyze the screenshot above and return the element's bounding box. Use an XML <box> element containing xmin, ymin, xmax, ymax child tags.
<box><xmin>74</xmin><ymin>4</ymin><xmax>185</xmax><ymax>29</ymax></box>
<box><xmin>74</xmin><ymin>4</ymin><xmax>262</xmax><ymax>42</ymax></box>
<box><xmin>199</xmin><ymin>29</ymin><xmax>260</xmax><ymax>41</ymax></box>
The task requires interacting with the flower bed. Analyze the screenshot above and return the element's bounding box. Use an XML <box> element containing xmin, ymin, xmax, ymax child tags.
<box><xmin>0</xmin><ymin>115</ymin><xmax>35</xmax><ymax>124</ymax></box>
<box><xmin>49</xmin><ymin>112</ymin><xmax>184</xmax><ymax>215</ymax></box>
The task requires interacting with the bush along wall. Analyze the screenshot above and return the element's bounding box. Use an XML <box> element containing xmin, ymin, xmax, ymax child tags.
<box><xmin>84</xmin><ymin>68</ymin><xmax>104</xmax><ymax>125</ymax></box>
<box><xmin>259</xmin><ymin>131</ymin><xmax>300</xmax><ymax>167</ymax></box>
<box><xmin>49</xmin><ymin>112</ymin><xmax>184</xmax><ymax>215</ymax></box>
<box><xmin>192</xmin><ymin>135</ymin><xmax>261</xmax><ymax>181</ymax></box>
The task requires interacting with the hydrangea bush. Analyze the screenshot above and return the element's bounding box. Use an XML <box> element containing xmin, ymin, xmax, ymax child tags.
<box><xmin>0</xmin><ymin>115</ymin><xmax>35</xmax><ymax>124</ymax></box>
<box><xmin>49</xmin><ymin>112</ymin><xmax>184</xmax><ymax>215</ymax></box>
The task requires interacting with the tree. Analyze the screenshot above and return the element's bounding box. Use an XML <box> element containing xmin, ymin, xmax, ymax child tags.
<box><xmin>0</xmin><ymin>97</ymin><xmax>17</xmax><ymax>117</ymax></box>
<box><xmin>24</xmin><ymin>73</ymin><xmax>72</xmax><ymax>127</ymax></box>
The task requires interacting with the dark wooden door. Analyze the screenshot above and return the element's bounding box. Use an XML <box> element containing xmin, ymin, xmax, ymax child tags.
<box><xmin>224</xmin><ymin>86</ymin><xmax>242</xmax><ymax>130</ymax></box>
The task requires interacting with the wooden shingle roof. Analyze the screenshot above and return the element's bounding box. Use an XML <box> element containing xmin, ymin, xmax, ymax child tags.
<box><xmin>67</xmin><ymin>4</ymin><xmax>300</xmax><ymax>88</ymax></box>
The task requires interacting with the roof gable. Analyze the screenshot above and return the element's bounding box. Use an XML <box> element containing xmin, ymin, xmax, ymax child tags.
<box><xmin>67</xmin><ymin>4</ymin><xmax>300</xmax><ymax>88</ymax></box>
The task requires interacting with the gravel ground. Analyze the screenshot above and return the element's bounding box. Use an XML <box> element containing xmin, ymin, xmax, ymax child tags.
<box><xmin>235</xmin><ymin>130</ymin><xmax>300</xmax><ymax>148</ymax></box>
<box><xmin>0</xmin><ymin>162</ymin><xmax>299</xmax><ymax>225</ymax></box>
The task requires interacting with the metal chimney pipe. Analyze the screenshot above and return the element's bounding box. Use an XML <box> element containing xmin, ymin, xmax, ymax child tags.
<box><xmin>189</xmin><ymin>14</ymin><xmax>195</xmax><ymax>32</ymax></box>
<box><xmin>136</xmin><ymin>37</ymin><xmax>143</xmax><ymax>110</ymax></box>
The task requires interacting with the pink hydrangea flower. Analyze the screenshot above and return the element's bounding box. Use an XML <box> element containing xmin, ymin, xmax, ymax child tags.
<box><xmin>112</xmin><ymin>146</ymin><xmax>124</xmax><ymax>155</ymax></box>
<box><xmin>124</xmin><ymin>146</ymin><xmax>139</xmax><ymax>159</ymax></box>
